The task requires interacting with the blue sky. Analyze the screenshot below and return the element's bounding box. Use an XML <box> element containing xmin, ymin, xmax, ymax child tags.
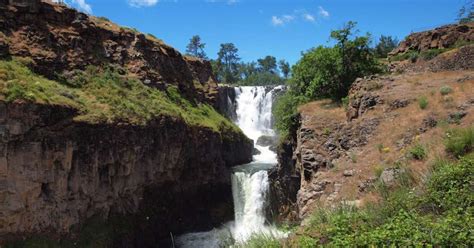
<box><xmin>65</xmin><ymin>0</ymin><xmax>464</xmax><ymax>65</ymax></box>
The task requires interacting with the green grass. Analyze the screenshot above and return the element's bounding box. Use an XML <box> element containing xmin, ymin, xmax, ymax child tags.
<box><xmin>390</xmin><ymin>50</ymin><xmax>419</xmax><ymax>62</ymax></box>
<box><xmin>236</xmin><ymin>233</ymin><xmax>282</xmax><ymax>248</ymax></box>
<box><xmin>296</xmin><ymin>135</ymin><xmax>474</xmax><ymax>247</ymax></box>
<box><xmin>0</xmin><ymin>58</ymin><xmax>241</xmax><ymax>134</ymax></box>
<box><xmin>439</xmin><ymin>85</ymin><xmax>453</xmax><ymax>95</ymax></box>
<box><xmin>420</xmin><ymin>48</ymin><xmax>447</xmax><ymax>60</ymax></box>
<box><xmin>418</xmin><ymin>96</ymin><xmax>428</xmax><ymax>109</ymax></box>
<box><xmin>445</xmin><ymin>126</ymin><xmax>474</xmax><ymax>157</ymax></box>
<box><xmin>408</xmin><ymin>143</ymin><xmax>427</xmax><ymax>160</ymax></box>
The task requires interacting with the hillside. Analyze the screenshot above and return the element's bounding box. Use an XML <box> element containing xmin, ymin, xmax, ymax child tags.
<box><xmin>268</xmin><ymin>24</ymin><xmax>474</xmax><ymax>247</ymax></box>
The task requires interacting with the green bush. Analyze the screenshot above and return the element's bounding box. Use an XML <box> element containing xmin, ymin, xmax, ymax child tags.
<box><xmin>439</xmin><ymin>85</ymin><xmax>453</xmax><ymax>95</ymax></box>
<box><xmin>237</xmin><ymin>234</ymin><xmax>282</xmax><ymax>248</ymax></box>
<box><xmin>274</xmin><ymin>21</ymin><xmax>381</xmax><ymax>136</ymax></box>
<box><xmin>296</xmin><ymin>235</ymin><xmax>317</xmax><ymax>248</ymax></box>
<box><xmin>273</xmin><ymin>92</ymin><xmax>307</xmax><ymax>137</ymax></box>
<box><xmin>425</xmin><ymin>157</ymin><xmax>474</xmax><ymax>212</ymax></box>
<box><xmin>409</xmin><ymin>143</ymin><xmax>427</xmax><ymax>160</ymax></box>
<box><xmin>445</xmin><ymin>126</ymin><xmax>474</xmax><ymax>157</ymax></box>
<box><xmin>418</xmin><ymin>96</ymin><xmax>428</xmax><ymax>109</ymax></box>
<box><xmin>409</xmin><ymin>52</ymin><xmax>419</xmax><ymax>63</ymax></box>
<box><xmin>390</xmin><ymin>50</ymin><xmax>419</xmax><ymax>62</ymax></box>
<box><xmin>420</xmin><ymin>49</ymin><xmax>447</xmax><ymax>60</ymax></box>
<box><xmin>298</xmin><ymin>154</ymin><xmax>474</xmax><ymax>247</ymax></box>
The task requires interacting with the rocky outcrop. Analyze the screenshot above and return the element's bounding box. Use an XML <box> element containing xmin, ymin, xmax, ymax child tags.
<box><xmin>389</xmin><ymin>44</ymin><xmax>474</xmax><ymax>73</ymax></box>
<box><xmin>269</xmin><ymin>125</ymin><xmax>301</xmax><ymax>222</ymax></box>
<box><xmin>0</xmin><ymin>0</ymin><xmax>218</xmax><ymax>105</ymax></box>
<box><xmin>216</xmin><ymin>86</ymin><xmax>238</xmax><ymax>120</ymax></box>
<box><xmin>0</xmin><ymin>101</ymin><xmax>252</xmax><ymax>244</ymax></box>
<box><xmin>390</xmin><ymin>22</ymin><xmax>474</xmax><ymax>56</ymax></box>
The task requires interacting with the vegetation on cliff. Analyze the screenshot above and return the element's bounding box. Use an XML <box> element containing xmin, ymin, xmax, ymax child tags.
<box><xmin>289</xmin><ymin>126</ymin><xmax>474</xmax><ymax>247</ymax></box>
<box><xmin>0</xmin><ymin>58</ymin><xmax>240</xmax><ymax>134</ymax></box>
<box><xmin>242</xmin><ymin>126</ymin><xmax>474</xmax><ymax>247</ymax></box>
<box><xmin>274</xmin><ymin>22</ymin><xmax>381</xmax><ymax>137</ymax></box>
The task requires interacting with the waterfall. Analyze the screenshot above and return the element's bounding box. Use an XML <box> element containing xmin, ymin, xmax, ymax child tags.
<box><xmin>176</xmin><ymin>86</ymin><xmax>285</xmax><ymax>247</ymax></box>
<box><xmin>230</xmin><ymin>86</ymin><xmax>283</xmax><ymax>243</ymax></box>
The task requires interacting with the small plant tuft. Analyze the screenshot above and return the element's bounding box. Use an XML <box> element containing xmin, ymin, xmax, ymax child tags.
<box><xmin>445</xmin><ymin>126</ymin><xmax>474</xmax><ymax>157</ymax></box>
<box><xmin>439</xmin><ymin>85</ymin><xmax>453</xmax><ymax>95</ymax></box>
<box><xmin>409</xmin><ymin>143</ymin><xmax>427</xmax><ymax>160</ymax></box>
<box><xmin>418</xmin><ymin>96</ymin><xmax>428</xmax><ymax>109</ymax></box>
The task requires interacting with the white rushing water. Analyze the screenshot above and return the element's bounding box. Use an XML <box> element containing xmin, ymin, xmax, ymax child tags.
<box><xmin>176</xmin><ymin>86</ymin><xmax>285</xmax><ymax>247</ymax></box>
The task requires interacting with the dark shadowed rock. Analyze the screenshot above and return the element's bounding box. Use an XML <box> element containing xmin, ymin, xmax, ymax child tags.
<box><xmin>256</xmin><ymin>135</ymin><xmax>277</xmax><ymax>147</ymax></box>
<box><xmin>253</xmin><ymin>147</ymin><xmax>261</xmax><ymax>155</ymax></box>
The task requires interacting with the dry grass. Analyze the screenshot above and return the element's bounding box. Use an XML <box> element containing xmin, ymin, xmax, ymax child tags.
<box><xmin>297</xmin><ymin>70</ymin><xmax>474</xmax><ymax>208</ymax></box>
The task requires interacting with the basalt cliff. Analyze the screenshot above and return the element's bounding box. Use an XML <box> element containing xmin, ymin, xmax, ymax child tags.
<box><xmin>270</xmin><ymin>22</ymin><xmax>474</xmax><ymax>223</ymax></box>
<box><xmin>0</xmin><ymin>0</ymin><xmax>252</xmax><ymax>246</ymax></box>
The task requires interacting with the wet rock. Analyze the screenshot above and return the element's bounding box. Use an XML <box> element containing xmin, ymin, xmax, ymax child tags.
<box><xmin>253</xmin><ymin>147</ymin><xmax>261</xmax><ymax>155</ymax></box>
<box><xmin>256</xmin><ymin>135</ymin><xmax>277</xmax><ymax>147</ymax></box>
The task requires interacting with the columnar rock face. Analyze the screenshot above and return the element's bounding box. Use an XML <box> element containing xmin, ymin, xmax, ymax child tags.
<box><xmin>0</xmin><ymin>0</ymin><xmax>218</xmax><ymax>105</ymax></box>
<box><xmin>0</xmin><ymin>102</ymin><xmax>253</xmax><ymax>243</ymax></box>
<box><xmin>0</xmin><ymin>1</ymin><xmax>255</xmax><ymax>244</ymax></box>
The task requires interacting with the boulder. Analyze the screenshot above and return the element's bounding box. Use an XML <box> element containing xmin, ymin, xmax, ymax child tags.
<box><xmin>256</xmin><ymin>135</ymin><xmax>277</xmax><ymax>147</ymax></box>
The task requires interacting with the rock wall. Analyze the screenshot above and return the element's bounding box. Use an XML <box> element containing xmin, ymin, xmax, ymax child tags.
<box><xmin>0</xmin><ymin>101</ymin><xmax>253</xmax><ymax>244</ymax></box>
<box><xmin>0</xmin><ymin>0</ymin><xmax>218</xmax><ymax>105</ymax></box>
<box><xmin>216</xmin><ymin>86</ymin><xmax>237</xmax><ymax>121</ymax></box>
<box><xmin>390</xmin><ymin>22</ymin><xmax>474</xmax><ymax>56</ymax></box>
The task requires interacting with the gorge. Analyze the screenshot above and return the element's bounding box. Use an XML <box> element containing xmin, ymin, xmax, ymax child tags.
<box><xmin>177</xmin><ymin>85</ymin><xmax>286</xmax><ymax>247</ymax></box>
<box><xmin>1</xmin><ymin>0</ymin><xmax>473</xmax><ymax>247</ymax></box>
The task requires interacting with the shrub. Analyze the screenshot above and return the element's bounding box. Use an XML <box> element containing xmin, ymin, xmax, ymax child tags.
<box><xmin>439</xmin><ymin>85</ymin><xmax>453</xmax><ymax>95</ymax></box>
<box><xmin>409</xmin><ymin>52</ymin><xmax>419</xmax><ymax>63</ymax></box>
<box><xmin>418</xmin><ymin>96</ymin><xmax>428</xmax><ymax>109</ymax></box>
<box><xmin>296</xmin><ymin>235</ymin><xmax>317</xmax><ymax>248</ymax></box>
<box><xmin>409</xmin><ymin>143</ymin><xmax>427</xmax><ymax>160</ymax></box>
<box><xmin>273</xmin><ymin>92</ymin><xmax>307</xmax><ymax>138</ymax></box>
<box><xmin>238</xmin><ymin>234</ymin><xmax>282</xmax><ymax>248</ymax></box>
<box><xmin>390</xmin><ymin>50</ymin><xmax>419</xmax><ymax>62</ymax></box>
<box><xmin>298</xmin><ymin>155</ymin><xmax>474</xmax><ymax>247</ymax></box>
<box><xmin>425</xmin><ymin>157</ymin><xmax>474</xmax><ymax>212</ymax></box>
<box><xmin>420</xmin><ymin>48</ymin><xmax>446</xmax><ymax>60</ymax></box>
<box><xmin>445</xmin><ymin>126</ymin><xmax>474</xmax><ymax>157</ymax></box>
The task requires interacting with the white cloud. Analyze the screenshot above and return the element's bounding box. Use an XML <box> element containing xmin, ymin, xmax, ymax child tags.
<box><xmin>271</xmin><ymin>16</ymin><xmax>284</xmax><ymax>26</ymax></box>
<box><xmin>271</xmin><ymin>14</ymin><xmax>294</xmax><ymax>26</ymax></box>
<box><xmin>128</xmin><ymin>0</ymin><xmax>159</xmax><ymax>7</ymax></box>
<box><xmin>55</xmin><ymin>0</ymin><xmax>92</xmax><ymax>13</ymax></box>
<box><xmin>303</xmin><ymin>13</ymin><xmax>315</xmax><ymax>22</ymax></box>
<box><xmin>73</xmin><ymin>0</ymin><xmax>92</xmax><ymax>13</ymax></box>
<box><xmin>318</xmin><ymin>6</ymin><xmax>330</xmax><ymax>18</ymax></box>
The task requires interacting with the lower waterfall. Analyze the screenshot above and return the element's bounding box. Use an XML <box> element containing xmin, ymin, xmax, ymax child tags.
<box><xmin>176</xmin><ymin>86</ymin><xmax>285</xmax><ymax>247</ymax></box>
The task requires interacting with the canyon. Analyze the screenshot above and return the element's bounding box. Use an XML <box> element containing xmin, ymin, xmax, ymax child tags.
<box><xmin>0</xmin><ymin>0</ymin><xmax>254</xmax><ymax>246</ymax></box>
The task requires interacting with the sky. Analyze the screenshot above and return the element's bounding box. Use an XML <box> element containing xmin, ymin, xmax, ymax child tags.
<box><xmin>63</xmin><ymin>0</ymin><xmax>466</xmax><ymax>65</ymax></box>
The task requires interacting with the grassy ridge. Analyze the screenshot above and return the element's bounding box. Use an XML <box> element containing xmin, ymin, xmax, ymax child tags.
<box><xmin>0</xmin><ymin>58</ymin><xmax>240</xmax><ymax>134</ymax></box>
